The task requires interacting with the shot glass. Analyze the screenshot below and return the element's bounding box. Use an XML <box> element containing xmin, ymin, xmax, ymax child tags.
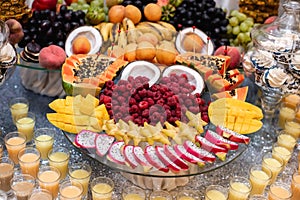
<box><xmin>9</xmin><ymin>97</ymin><xmax>29</xmax><ymax>125</ymax></box>
<box><xmin>17</xmin><ymin>147</ymin><xmax>41</xmax><ymax>178</ymax></box>
<box><xmin>228</xmin><ymin>176</ymin><xmax>252</xmax><ymax>200</ymax></box>
<box><xmin>262</xmin><ymin>152</ymin><xmax>284</xmax><ymax>184</ymax></box>
<box><xmin>291</xmin><ymin>171</ymin><xmax>300</xmax><ymax>200</ymax></box>
<box><xmin>48</xmin><ymin>146</ymin><xmax>70</xmax><ymax>180</ymax></box>
<box><xmin>205</xmin><ymin>185</ymin><xmax>228</xmax><ymax>200</ymax></box>
<box><xmin>10</xmin><ymin>174</ymin><xmax>35</xmax><ymax>200</ymax></box>
<box><xmin>249</xmin><ymin>164</ymin><xmax>272</xmax><ymax>195</ymax></box>
<box><xmin>37</xmin><ymin>165</ymin><xmax>61</xmax><ymax>199</ymax></box>
<box><xmin>68</xmin><ymin>162</ymin><xmax>92</xmax><ymax>197</ymax></box>
<box><xmin>278</xmin><ymin>101</ymin><xmax>298</xmax><ymax>128</ymax></box>
<box><xmin>0</xmin><ymin>156</ymin><xmax>14</xmax><ymax>193</ymax></box>
<box><xmin>268</xmin><ymin>182</ymin><xmax>292</xmax><ymax>200</ymax></box>
<box><xmin>272</xmin><ymin>143</ymin><xmax>292</xmax><ymax>166</ymax></box>
<box><xmin>29</xmin><ymin>188</ymin><xmax>52</xmax><ymax>200</ymax></box>
<box><xmin>59</xmin><ymin>180</ymin><xmax>83</xmax><ymax>200</ymax></box>
<box><xmin>284</xmin><ymin>118</ymin><xmax>300</xmax><ymax>139</ymax></box>
<box><xmin>33</xmin><ymin>128</ymin><xmax>55</xmax><ymax>161</ymax></box>
<box><xmin>277</xmin><ymin>131</ymin><xmax>297</xmax><ymax>152</ymax></box>
<box><xmin>176</xmin><ymin>190</ymin><xmax>201</xmax><ymax>200</ymax></box>
<box><xmin>149</xmin><ymin>190</ymin><xmax>172</xmax><ymax>200</ymax></box>
<box><xmin>16</xmin><ymin>112</ymin><xmax>36</xmax><ymax>143</ymax></box>
<box><xmin>4</xmin><ymin>131</ymin><xmax>26</xmax><ymax>164</ymax></box>
<box><xmin>91</xmin><ymin>177</ymin><xmax>114</xmax><ymax>200</ymax></box>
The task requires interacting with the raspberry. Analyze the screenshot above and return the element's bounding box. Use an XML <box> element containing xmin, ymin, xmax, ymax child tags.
<box><xmin>103</xmin><ymin>89</ymin><xmax>112</xmax><ymax>96</ymax></box>
<box><xmin>141</xmin><ymin>109</ymin><xmax>149</xmax><ymax>117</ymax></box>
<box><xmin>167</xmin><ymin>96</ymin><xmax>177</xmax><ymax>107</ymax></box>
<box><xmin>126</xmin><ymin>83</ymin><xmax>133</xmax><ymax>90</ymax></box>
<box><xmin>156</xmin><ymin>99</ymin><xmax>165</xmax><ymax>106</ymax></box>
<box><xmin>117</xmin><ymin>96</ymin><xmax>126</xmax><ymax>103</ymax></box>
<box><xmin>129</xmin><ymin>105</ymin><xmax>139</xmax><ymax>114</ymax></box>
<box><xmin>127</xmin><ymin>76</ymin><xmax>135</xmax><ymax>83</ymax></box>
<box><xmin>142</xmin><ymin>118</ymin><xmax>149</xmax><ymax>124</ymax></box>
<box><xmin>147</xmin><ymin>98</ymin><xmax>155</xmax><ymax>106</ymax></box>
<box><xmin>105</xmin><ymin>80</ymin><xmax>114</xmax><ymax>89</ymax></box>
<box><xmin>123</xmin><ymin>116</ymin><xmax>132</xmax><ymax>122</ymax></box>
<box><xmin>184</xmin><ymin>98</ymin><xmax>193</xmax><ymax>107</ymax></box>
<box><xmin>138</xmin><ymin>89</ymin><xmax>147</xmax><ymax>98</ymax></box>
<box><xmin>202</xmin><ymin>115</ymin><xmax>209</xmax><ymax>123</ymax></box>
<box><xmin>149</xmin><ymin>105</ymin><xmax>159</xmax><ymax>113</ymax></box>
<box><xmin>133</xmin><ymin>94</ymin><xmax>141</xmax><ymax>101</ymax></box>
<box><xmin>147</xmin><ymin>90</ymin><xmax>154</xmax><ymax>98</ymax></box>
<box><xmin>181</xmin><ymin>73</ymin><xmax>188</xmax><ymax>80</ymax></box>
<box><xmin>108</xmin><ymin>110</ymin><xmax>113</xmax><ymax>116</ymax></box>
<box><xmin>103</xmin><ymin>96</ymin><xmax>111</xmax><ymax>104</ymax></box>
<box><xmin>196</xmin><ymin>97</ymin><xmax>205</xmax><ymax>105</ymax></box>
<box><xmin>118</xmin><ymin>80</ymin><xmax>128</xmax><ymax>86</ymax></box>
<box><xmin>163</xmin><ymin>104</ymin><xmax>170</xmax><ymax>111</ymax></box>
<box><xmin>143</xmin><ymin>83</ymin><xmax>149</xmax><ymax>89</ymax></box>
<box><xmin>150</xmin><ymin>84</ymin><xmax>159</xmax><ymax>92</ymax></box>
<box><xmin>200</xmin><ymin>105</ymin><xmax>209</xmax><ymax>112</ymax></box>
<box><xmin>189</xmin><ymin>106</ymin><xmax>199</xmax><ymax>113</ymax></box>
<box><xmin>99</xmin><ymin>95</ymin><xmax>104</xmax><ymax>104</ymax></box>
<box><xmin>129</xmin><ymin>98</ymin><xmax>137</xmax><ymax>106</ymax></box>
<box><xmin>112</xmin><ymin>105</ymin><xmax>120</xmax><ymax>112</ymax></box>
<box><xmin>134</xmin><ymin>118</ymin><xmax>142</xmax><ymax>126</ymax></box>
<box><xmin>119</xmin><ymin>106</ymin><xmax>128</xmax><ymax>115</ymax></box>
<box><xmin>153</xmin><ymin>92</ymin><xmax>162</xmax><ymax>101</ymax></box>
<box><xmin>138</xmin><ymin>101</ymin><xmax>149</xmax><ymax>110</ymax></box>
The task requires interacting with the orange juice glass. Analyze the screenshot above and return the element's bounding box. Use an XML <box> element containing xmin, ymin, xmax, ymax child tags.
<box><xmin>284</xmin><ymin>118</ymin><xmax>300</xmax><ymax>139</ymax></box>
<box><xmin>9</xmin><ymin>97</ymin><xmax>29</xmax><ymax>125</ymax></box>
<box><xmin>29</xmin><ymin>188</ymin><xmax>52</xmax><ymax>200</ymax></box>
<box><xmin>278</xmin><ymin>102</ymin><xmax>298</xmax><ymax>128</ymax></box>
<box><xmin>59</xmin><ymin>180</ymin><xmax>83</xmax><ymax>200</ymax></box>
<box><xmin>16</xmin><ymin>112</ymin><xmax>35</xmax><ymax>143</ymax></box>
<box><xmin>268</xmin><ymin>182</ymin><xmax>292</xmax><ymax>200</ymax></box>
<box><xmin>33</xmin><ymin>128</ymin><xmax>55</xmax><ymax>160</ymax></box>
<box><xmin>205</xmin><ymin>185</ymin><xmax>228</xmax><ymax>200</ymax></box>
<box><xmin>249</xmin><ymin>165</ymin><xmax>272</xmax><ymax>195</ymax></box>
<box><xmin>0</xmin><ymin>156</ymin><xmax>14</xmax><ymax>192</ymax></box>
<box><xmin>17</xmin><ymin>147</ymin><xmax>40</xmax><ymax>178</ymax></box>
<box><xmin>91</xmin><ymin>177</ymin><xmax>114</xmax><ymax>200</ymax></box>
<box><xmin>272</xmin><ymin>143</ymin><xmax>292</xmax><ymax>166</ymax></box>
<box><xmin>262</xmin><ymin>152</ymin><xmax>284</xmax><ymax>184</ymax></box>
<box><xmin>48</xmin><ymin>146</ymin><xmax>70</xmax><ymax>180</ymax></box>
<box><xmin>4</xmin><ymin>131</ymin><xmax>26</xmax><ymax>164</ymax></box>
<box><xmin>228</xmin><ymin>176</ymin><xmax>252</xmax><ymax>200</ymax></box>
<box><xmin>37</xmin><ymin>165</ymin><xmax>61</xmax><ymax>199</ymax></box>
<box><xmin>277</xmin><ymin>131</ymin><xmax>297</xmax><ymax>152</ymax></box>
<box><xmin>291</xmin><ymin>171</ymin><xmax>300</xmax><ymax>200</ymax></box>
<box><xmin>10</xmin><ymin>174</ymin><xmax>35</xmax><ymax>200</ymax></box>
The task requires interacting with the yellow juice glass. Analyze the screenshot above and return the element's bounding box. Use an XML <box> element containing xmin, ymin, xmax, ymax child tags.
<box><xmin>9</xmin><ymin>97</ymin><xmax>29</xmax><ymax>125</ymax></box>
<box><xmin>0</xmin><ymin>156</ymin><xmax>14</xmax><ymax>192</ymax></box>
<box><xmin>249</xmin><ymin>164</ymin><xmax>272</xmax><ymax>195</ymax></box>
<box><xmin>29</xmin><ymin>188</ymin><xmax>52</xmax><ymax>200</ymax></box>
<box><xmin>48</xmin><ymin>146</ymin><xmax>70</xmax><ymax>180</ymax></box>
<box><xmin>268</xmin><ymin>182</ymin><xmax>292</xmax><ymax>200</ymax></box>
<box><xmin>272</xmin><ymin>143</ymin><xmax>292</xmax><ymax>166</ymax></box>
<box><xmin>68</xmin><ymin>162</ymin><xmax>92</xmax><ymax>197</ymax></box>
<box><xmin>176</xmin><ymin>190</ymin><xmax>201</xmax><ymax>200</ymax></box>
<box><xmin>262</xmin><ymin>152</ymin><xmax>284</xmax><ymax>184</ymax></box>
<box><xmin>16</xmin><ymin>112</ymin><xmax>35</xmax><ymax>143</ymax></box>
<box><xmin>205</xmin><ymin>185</ymin><xmax>228</xmax><ymax>200</ymax></box>
<box><xmin>34</xmin><ymin>128</ymin><xmax>55</xmax><ymax>160</ymax></box>
<box><xmin>4</xmin><ymin>131</ymin><xmax>26</xmax><ymax>164</ymax></box>
<box><xmin>277</xmin><ymin>131</ymin><xmax>297</xmax><ymax>152</ymax></box>
<box><xmin>17</xmin><ymin>147</ymin><xmax>40</xmax><ymax>178</ymax></box>
<box><xmin>59</xmin><ymin>180</ymin><xmax>83</xmax><ymax>200</ymax></box>
<box><xmin>37</xmin><ymin>165</ymin><xmax>61</xmax><ymax>199</ymax></box>
<box><xmin>278</xmin><ymin>102</ymin><xmax>298</xmax><ymax>128</ymax></box>
<box><xmin>291</xmin><ymin>171</ymin><xmax>300</xmax><ymax>200</ymax></box>
<box><xmin>284</xmin><ymin>118</ymin><xmax>300</xmax><ymax>139</ymax></box>
<box><xmin>91</xmin><ymin>177</ymin><xmax>114</xmax><ymax>200</ymax></box>
<box><xmin>10</xmin><ymin>174</ymin><xmax>35</xmax><ymax>200</ymax></box>
<box><xmin>149</xmin><ymin>190</ymin><xmax>172</xmax><ymax>200</ymax></box>
<box><xmin>228</xmin><ymin>176</ymin><xmax>252</xmax><ymax>200</ymax></box>
<box><xmin>122</xmin><ymin>185</ymin><xmax>146</xmax><ymax>200</ymax></box>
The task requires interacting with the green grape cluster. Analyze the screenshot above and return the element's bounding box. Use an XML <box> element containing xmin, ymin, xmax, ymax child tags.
<box><xmin>68</xmin><ymin>0</ymin><xmax>105</xmax><ymax>13</ymax></box>
<box><xmin>226</xmin><ymin>10</ymin><xmax>257</xmax><ymax>48</ymax></box>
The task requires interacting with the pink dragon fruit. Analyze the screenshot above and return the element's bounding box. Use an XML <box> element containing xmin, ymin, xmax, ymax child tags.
<box><xmin>95</xmin><ymin>134</ymin><xmax>115</xmax><ymax>157</ymax></box>
<box><xmin>107</xmin><ymin>141</ymin><xmax>126</xmax><ymax>165</ymax></box>
<box><xmin>205</xmin><ymin>130</ymin><xmax>239</xmax><ymax>150</ymax></box>
<box><xmin>163</xmin><ymin>145</ymin><xmax>189</xmax><ymax>170</ymax></box>
<box><xmin>215</xmin><ymin>125</ymin><xmax>250</xmax><ymax>144</ymax></box>
<box><xmin>155</xmin><ymin>146</ymin><xmax>181</xmax><ymax>173</ymax></box>
<box><xmin>183</xmin><ymin>140</ymin><xmax>216</xmax><ymax>163</ymax></box>
<box><xmin>74</xmin><ymin>130</ymin><xmax>98</xmax><ymax>149</ymax></box>
<box><xmin>123</xmin><ymin>145</ymin><xmax>139</xmax><ymax>169</ymax></box>
<box><xmin>173</xmin><ymin>144</ymin><xmax>205</xmax><ymax>167</ymax></box>
<box><xmin>133</xmin><ymin>146</ymin><xmax>152</xmax><ymax>167</ymax></box>
<box><xmin>144</xmin><ymin>145</ymin><xmax>169</xmax><ymax>173</ymax></box>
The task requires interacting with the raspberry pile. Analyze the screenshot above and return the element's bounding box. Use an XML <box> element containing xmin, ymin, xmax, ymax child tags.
<box><xmin>99</xmin><ymin>74</ymin><xmax>209</xmax><ymax>126</ymax></box>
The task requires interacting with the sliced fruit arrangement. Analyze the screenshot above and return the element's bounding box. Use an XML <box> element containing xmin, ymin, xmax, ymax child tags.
<box><xmin>208</xmin><ymin>98</ymin><xmax>263</xmax><ymax>134</ymax></box>
<box><xmin>46</xmin><ymin>94</ymin><xmax>110</xmax><ymax>133</ymax></box>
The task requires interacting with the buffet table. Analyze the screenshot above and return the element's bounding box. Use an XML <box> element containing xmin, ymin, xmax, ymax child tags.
<box><xmin>0</xmin><ymin>67</ymin><xmax>299</xmax><ymax>199</ymax></box>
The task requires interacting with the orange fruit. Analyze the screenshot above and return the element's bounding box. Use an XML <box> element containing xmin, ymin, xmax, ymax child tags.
<box><xmin>72</xmin><ymin>36</ymin><xmax>91</xmax><ymax>54</ymax></box>
<box><xmin>108</xmin><ymin>5</ymin><xmax>126</xmax><ymax>23</ymax></box>
<box><xmin>125</xmin><ymin>5</ymin><xmax>142</xmax><ymax>24</ymax></box>
<box><xmin>144</xmin><ymin>3</ymin><xmax>162</xmax><ymax>22</ymax></box>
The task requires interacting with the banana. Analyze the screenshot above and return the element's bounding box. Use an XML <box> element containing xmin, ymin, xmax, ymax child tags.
<box><xmin>94</xmin><ymin>22</ymin><xmax>107</xmax><ymax>32</ymax></box>
<box><xmin>147</xmin><ymin>21</ymin><xmax>174</xmax><ymax>41</ymax></box>
<box><xmin>157</xmin><ymin>21</ymin><xmax>177</xmax><ymax>32</ymax></box>
<box><xmin>122</xmin><ymin>17</ymin><xmax>135</xmax><ymax>31</ymax></box>
<box><xmin>127</xmin><ymin>29</ymin><xmax>142</xmax><ymax>43</ymax></box>
<box><xmin>100</xmin><ymin>22</ymin><xmax>114</xmax><ymax>42</ymax></box>
<box><xmin>109</xmin><ymin>23</ymin><xmax>121</xmax><ymax>43</ymax></box>
<box><xmin>117</xmin><ymin>27</ymin><xmax>127</xmax><ymax>48</ymax></box>
<box><xmin>136</xmin><ymin>22</ymin><xmax>163</xmax><ymax>41</ymax></box>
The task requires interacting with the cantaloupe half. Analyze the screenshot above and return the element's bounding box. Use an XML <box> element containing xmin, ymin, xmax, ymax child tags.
<box><xmin>208</xmin><ymin>98</ymin><xmax>263</xmax><ymax>134</ymax></box>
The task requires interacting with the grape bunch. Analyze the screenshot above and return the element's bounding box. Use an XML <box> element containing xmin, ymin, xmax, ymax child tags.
<box><xmin>226</xmin><ymin>10</ymin><xmax>256</xmax><ymax>49</ymax></box>
<box><xmin>167</xmin><ymin>0</ymin><xmax>230</xmax><ymax>48</ymax></box>
<box><xmin>18</xmin><ymin>5</ymin><xmax>86</xmax><ymax>49</ymax></box>
<box><xmin>99</xmin><ymin>74</ymin><xmax>209</xmax><ymax>127</ymax></box>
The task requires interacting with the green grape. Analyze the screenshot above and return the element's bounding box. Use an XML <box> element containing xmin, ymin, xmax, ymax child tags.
<box><xmin>232</xmin><ymin>26</ymin><xmax>240</xmax><ymax>35</ymax></box>
<box><xmin>230</xmin><ymin>10</ymin><xmax>239</xmax><ymax>17</ymax></box>
<box><xmin>239</xmin><ymin>22</ymin><xmax>249</xmax><ymax>32</ymax></box>
<box><xmin>236</xmin><ymin>12</ymin><xmax>247</xmax><ymax>22</ymax></box>
<box><xmin>233</xmin><ymin>38</ymin><xmax>239</xmax><ymax>46</ymax></box>
<box><xmin>77</xmin><ymin>0</ymin><xmax>86</xmax><ymax>5</ymax></box>
<box><xmin>237</xmin><ymin>32</ymin><xmax>247</xmax><ymax>43</ymax></box>
<box><xmin>245</xmin><ymin>17</ymin><xmax>254</xmax><ymax>23</ymax></box>
<box><xmin>245</xmin><ymin>32</ymin><xmax>251</xmax><ymax>43</ymax></box>
<box><xmin>229</xmin><ymin>17</ymin><xmax>239</xmax><ymax>27</ymax></box>
<box><xmin>82</xmin><ymin>3</ymin><xmax>90</xmax><ymax>10</ymax></box>
<box><xmin>244</xmin><ymin>19</ymin><xmax>254</xmax><ymax>27</ymax></box>
<box><xmin>227</xmin><ymin>24</ymin><xmax>233</xmax><ymax>34</ymax></box>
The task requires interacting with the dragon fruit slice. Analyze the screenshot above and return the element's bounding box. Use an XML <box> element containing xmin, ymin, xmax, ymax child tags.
<box><xmin>195</xmin><ymin>135</ymin><xmax>228</xmax><ymax>161</ymax></box>
<box><xmin>183</xmin><ymin>140</ymin><xmax>216</xmax><ymax>163</ymax></box>
<box><xmin>123</xmin><ymin>145</ymin><xmax>139</xmax><ymax>169</ymax></box>
<box><xmin>215</xmin><ymin>125</ymin><xmax>250</xmax><ymax>144</ymax></box>
<box><xmin>205</xmin><ymin>130</ymin><xmax>239</xmax><ymax>150</ymax></box>
<box><xmin>107</xmin><ymin>141</ymin><xmax>126</xmax><ymax>165</ymax></box>
<box><xmin>133</xmin><ymin>146</ymin><xmax>151</xmax><ymax>167</ymax></box>
<box><xmin>144</xmin><ymin>146</ymin><xmax>169</xmax><ymax>173</ymax></box>
<box><xmin>173</xmin><ymin>144</ymin><xmax>205</xmax><ymax>167</ymax></box>
<box><xmin>155</xmin><ymin>146</ymin><xmax>181</xmax><ymax>173</ymax></box>
<box><xmin>163</xmin><ymin>145</ymin><xmax>189</xmax><ymax>170</ymax></box>
<box><xmin>74</xmin><ymin>130</ymin><xmax>98</xmax><ymax>148</ymax></box>
<box><xmin>95</xmin><ymin>133</ymin><xmax>115</xmax><ymax>157</ymax></box>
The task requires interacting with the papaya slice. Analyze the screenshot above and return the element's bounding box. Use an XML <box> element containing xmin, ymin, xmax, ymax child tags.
<box><xmin>211</xmin><ymin>86</ymin><xmax>249</xmax><ymax>101</ymax></box>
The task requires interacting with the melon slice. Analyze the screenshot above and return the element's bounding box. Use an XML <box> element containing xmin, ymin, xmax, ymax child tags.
<box><xmin>211</xmin><ymin>86</ymin><xmax>249</xmax><ymax>101</ymax></box>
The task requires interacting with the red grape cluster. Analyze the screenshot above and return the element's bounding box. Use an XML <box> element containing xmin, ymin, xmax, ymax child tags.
<box><xmin>99</xmin><ymin>74</ymin><xmax>209</xmax><ymax>126</ymax></box>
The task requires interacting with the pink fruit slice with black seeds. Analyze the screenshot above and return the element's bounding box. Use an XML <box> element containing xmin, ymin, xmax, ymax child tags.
<box><xmin>133</xmin><ymin>146</ymin><xmax>151</xmax><ymax>167</ymax></box>
<box><xmin>95</xmin><ymin>133</ymin><xmax>115</xmax><ymax>157</ymax></box>
<box><xmin>144</xmin><ymin>146</ymin><xmax>169</xmax><ymax>173</ymax></box>
<box><xmin>155</xmin><ymin>146</ymin><xmax>181</xmax><ymax>173</ymax></box>
<box><xmin>123</xmin><ymin>145</ymin><xmax>139</xmax><ymax>169</ymax></box>
<box><xmin>163</xmin><ymin>145</ymin><xmax>189</xmax><ymax>170</ymax></box>
<box><xmin>215</xmin><ymin>125</ymin><xmax>250</xmax><ymax>144</ymax></box>
<box><xmin>183</xmin><ymin>140</ymin><xmax>216</xmax><ymax>163</ymax></box>
<box><xmin>107</xmin><ymin>141</ymin><xmax>126</xmax><ymax>165</ymax></box>
<box><xmin>195</xmin><ymin>135</ymin><xmax>228</xmax><ymax>161</ymax></box>
<box><xmin>75</xmin><ymin>130</ymin><xmax>98</xmax><ymax>149</ymax></box>
<box><xmin>173</xmin><ymin>144</ymin><xmax>205</xmax><ymax>167</ymax></box>
<box><xmin>205</xmin><ymin>130</ymin><xmax>239</xmax><ymax>150</ymax></box>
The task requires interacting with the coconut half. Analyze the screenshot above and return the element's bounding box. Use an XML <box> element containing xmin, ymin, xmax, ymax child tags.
<box><xmin>65</xmin><ymin>26</ymin><xmax>103</xmax><ymax>57</ymax></box>
<box><xmin>162</xmin><ymin>65</ymin><xmax>204</xmax><ymax>94</ymax></box>
<box><xmin>120</xmin><ymin>61</ymin><xmax>161</xmax><ymax>86</ymax></box>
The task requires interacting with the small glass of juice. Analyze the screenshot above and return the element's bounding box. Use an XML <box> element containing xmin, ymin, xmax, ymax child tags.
<box><xmin>176</xmin><ymin>190</ymin><xmax>201</xmax><ymax>200</ymax></box>
<box><xmin>48</xmin><ymin>146</ymin><xmax>70</xmax><ymax>180</ymax></box>
<box><xmin>10</xmin><ymin>174</ymin><xmax>35</xmax><ymax>200</ymax></box>
<box><xmin>4</xmin><ymin>131</ymin><xmax>26</xmax><ymax>164</ymax></box>
<box><xmin>149</xmin><ymin>190</ymin><xmax>172</xmax><ymax>200</ymax></box>
<box><xmin>91</xmin><ymin>176</ymin><xmax>114</xmax><ymax>200</ymax></box>
<box><xmin>272</xmin><ymin>143</ymin><xmax>292</xmax><ymax>166</ymax></box>
<box><xmin>277</xmin><ymin>131</ymin><xmax>297</xmax><ymax>152</ymax></box>
<box><xmin>268</xmin><ymin>182</ymin><xmax>292</xmax><ymax>200</ymax></box>
<box><xmin>17</xmin><ymin>147</ymin><xmax>41</xmax><ymax>178</ymax></box>
<box><xmin>205</xmin><ymin>185</ymin><xmax>228</xmax><ymax>200</ymax></box>
<box><xmin>59</xmin><ymin>180</ymin><xmax>83</xmax><ymax>200</ymax></box>
<box><xmin>68</xmin><ymin>162</ymin><xmax>92</xmax><ymax>198</ymax></box>
<box><xmin>37</xmin><ymin>165</ymin><xmax>61</xmax><ymax>199</ymax></box>
<box><xmin>262</xmin><ymin>152</ymin><xmax>284</xmax><ymax>184</ymax></box>
<box><xmin>228</xmin><ymin>176</ymin><xmax>252</xmax><ymax>200</ymax></box>
<box><xmin>291</xmin><ymin>171</ymin><xmax>300</xmax><ymax>200</ymax></box>
<box><xmin>278</xmin><ymin>101</ymin><xmax>298</xmax><ymax>128</ymax></box>
<box><xmin>9</xmin><ymin>97</ymin><xmax>29</xmax><ymax>125</ymax></box>
<box><xmin>34</xmin><ymin>128</ymin><xmax>55</xmax><ymax>161</ymax></box>
<box><xmin>0</xmin><ymin>156</ymin><xmax>14</xmax><ymax>193</ymax></box>
<box><xmin>29</xmin><ymin>188</ymin><xmax>52</xmax><ymax>200</ymax></box>
<box><xmin>249</xmin><ymin>164</ymin><xmax>272</xmax><ymax>195</ymax></box>
<box><xmin>122</xmin><ymin>185</ymin><xmax>146</xmax><ymax>200</ymax></box>
<box><xmin>16</xmin><ymin>112</ymin><xmax>36</xmax><ymax>143</ymax></box>
<box><xmin>284</xmin><ymin>118</ymin><xmax>300</xmax><ymax>139</ymax></box>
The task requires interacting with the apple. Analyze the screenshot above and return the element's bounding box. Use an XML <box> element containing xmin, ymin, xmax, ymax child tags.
<box><xmin>264</xmin><ymin>16</ymin><xmax>277</xmax><ymax>24</ymax></box>
<box><xmin>214</xmin><ymin>45</ymin><xmax>242</xmax><ymax>70</ymax></box>
<box><xmin>31</xmin><ymin>0</ymin><xmax>58</xmax><ymax>11</ymax></box>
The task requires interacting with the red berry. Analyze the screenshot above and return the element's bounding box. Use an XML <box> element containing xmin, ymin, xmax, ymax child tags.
<box><xmin>129</xmin><ymin>98</ymin><xmax>137</xmax><ymax>106</ymax></box>
<box><xmin>103</xmin><ymin>96</ymin><xmax>111</xmax><ymax>104</ymax></box>
<box><xmin>105</xmin><ymin>80</ymin><xmax>114</xmax><ymax>88</ymax></box>
<box><xmin>129</xmin><ymin>105</ymin><xmax>139</xmax><ymax>114</ymax></box>
<box><xmin>138</xmin><ymin>101</ymin><xmax>149</xmax><ymax>110</ymax></box>
<box><xmin>141</xmin><ymin>109</ymin><xmax>149</xmax><ymax>117</ymax></box>
<box><xmin>147</xmin><ymin>98</ymin><xmax>155</xmax><ymax>106</ymax></box>
<box><xmin>202</xmin><ymin>115</ymin><xmax>209</xmax><ymax>123</ymax></box>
